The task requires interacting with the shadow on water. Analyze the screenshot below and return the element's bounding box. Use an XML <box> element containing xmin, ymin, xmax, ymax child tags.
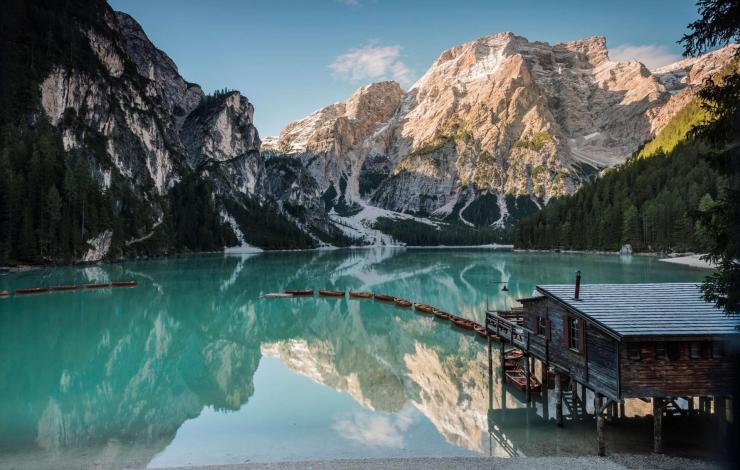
<box><xmin>0</xmin><ymin>249</ymin><xmax>715</xmax><ymax>468</ymax></box>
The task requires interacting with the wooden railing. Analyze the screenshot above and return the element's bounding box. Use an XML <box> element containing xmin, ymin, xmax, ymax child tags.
<box><xmin>486</xmin><ymin>311</ymin><xmax>548</xmax><ymax>361</ymax></box>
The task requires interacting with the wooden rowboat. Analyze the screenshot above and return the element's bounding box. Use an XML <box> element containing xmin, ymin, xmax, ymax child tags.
<box><xmin>50</xmin><ymin>285</ymin><xmax>79</xmax><ymax>291</ymax></box>
<box><xmin>432</xmin><ymin>309</ymin><xmax>450</xmax><ymax>320</ymax></box>
<box><xmin>450</xmin><ymin>316</ymin><xmax>475</xmax><ymax>330</ymax></box>
<box><xmin>394</xmin><ymin>298</ymin><xmax>413</xmax><ymax>308</ymax></box>
<box><xmin>84</xmin><ymin>283</ymin><xmax>111</xmax><ymax>289</ymax></box>
<box><xmin>263</xmin><ymin>293</ymin><xmax>293</xmax><ymax>298</ymax></box>
<box><xmin>349</xmin><ymin>291</ymin><xmax>373</xmax><ymax>299</ymax></box>
<box><xmin>285</xmin><ymin>289</ymin><xmax>313</xmax><ymax>296</ymax></box>
<box><xmin>0</xmin><ymin>290</ymin><xmax>9</xmax><ymax>297</ymax></box>
<box><xmin>414</xmin><ymin>304</ymin><xmax>435</xmax><ymax>314</ymax></box>
<box><xmin>505</xmin><ymin>369</ymin><xmax>542</xmax><ymax>393</ymax></box>
<box><xmin>112</xmin><ymin>280</ymin><xmax>137</xmax><ymax>287</ymax></box>
<box><xmin>474</xmin><ymin>324</ymin><xmax>489</xmax><ymax>338</ymax></box>
<box><xmin>504</xmin><ymin>350</ymin><xmax>523</xmax><ymax>360</ymax></box>
<box><xmin>373</xmin><ymin>294</ymin><xmax>396</xmax><ymax>302</ymax></box>
<box><xmin>319</xmin><ymin>290</ymin><xmax>345</xmax><ymax>297</ymax></box>
<box><xmin>15</xmin><ymin>287</ymin><xmax>49</xmax><ymax>295</ymax></box>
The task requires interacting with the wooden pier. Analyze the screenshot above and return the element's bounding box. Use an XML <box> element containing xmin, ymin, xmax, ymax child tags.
<box><xmin>485</xmin><ymin>274</ymin><xmax>739</xmax><ymax>456</ymax></box>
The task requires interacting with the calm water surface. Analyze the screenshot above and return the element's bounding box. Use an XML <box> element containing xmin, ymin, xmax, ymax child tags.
<box><xmin>0</xmin><ymin>249</ymin><xmax>713</xmax><ymax>468</ymax></box>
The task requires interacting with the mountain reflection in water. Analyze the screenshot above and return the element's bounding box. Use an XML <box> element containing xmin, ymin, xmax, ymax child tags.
<box><xmin>0</xmin><ymin>249</ymin><xmax>710</xmax><ymax>468</ymax></box>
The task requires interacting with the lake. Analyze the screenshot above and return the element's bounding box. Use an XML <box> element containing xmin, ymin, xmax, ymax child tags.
<box><xmin>0</xmin><ymin>249</ymin><xmax>716</xmax><ymax>468</ymax></box>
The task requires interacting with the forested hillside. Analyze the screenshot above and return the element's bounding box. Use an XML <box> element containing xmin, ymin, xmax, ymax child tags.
<box><xmin>513</xmin><ymin>97</ymin><xmax>731</xmax><ymax>253</ymax></box>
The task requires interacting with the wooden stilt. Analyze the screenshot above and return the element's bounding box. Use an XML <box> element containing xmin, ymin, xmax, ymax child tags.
<box><xmin>606</xmin><ymin>401</ymin><xmax>613</xmax><ymax>423</ymax></box>
<box><xmin>596</xmin><ymin>394</ymin><xmax>606</xmax><ymax>456</ymax></box>
<box><xmin>619</xmin><ymin>400</ymin><xmax>625</xmax><ymax>420</ymax></box>
<box><xmin>525</xmin><ymin>353</ymin><xmax>532</xmax><ymax>403</ymax></box>
<box><xmin>687</xmin><ymin>396</ymin><xmax>694</xmax><ymax>414</ymax></box>
<box><xmin>581</xmin><ymin>383</ymin><xmax>587</xmax><ymax>415</ymax></box>
<box><xmin>653</xmin><ymin>397</ymin><xmax>663</xmax><ymax>454</ymax></box>
<box><xmin>541</xmin><ymin>362</ymin><xmax>549</xmax><ymax>419</ymax></box>
<box><xmin>716</xmin><ymin>396</ymin><xmax>726</xmax><ymax>444</ymax></box>
<box><xmin>555</xmin><ymin>372</ymin><xmax>563</xmax><ymax>427</ymax></box>
<box><xmin>571</xmin><ymin>380</ymin><xmax>579</xmax><ymax>416</ymax></box>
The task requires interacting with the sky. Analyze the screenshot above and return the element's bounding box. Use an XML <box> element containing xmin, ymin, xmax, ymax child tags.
<box><xmin>109</xmin><ymin>0</ymin><xmax>701</xmax><ymax>137</ymax></box>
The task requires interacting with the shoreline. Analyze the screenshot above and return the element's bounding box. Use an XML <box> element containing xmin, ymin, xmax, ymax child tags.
<box><xmin>152</xmin><ymin>454</ymin><xmax>722</xmax><ymax>470</ymax></box>
<box><xmin>658</xmin><ymin>254</ymin><xmax>716</xmax><ymax>270</ymax></box>
<box><xmin>1</xmin><ymin>246</ymin><xmax>715</xmax><ymax>274</ymax></box>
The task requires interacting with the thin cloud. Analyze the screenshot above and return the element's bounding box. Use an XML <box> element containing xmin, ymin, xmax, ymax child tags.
<box><xmin>329</xmin><ymin>44</ymin><xmax>414</xmax><ymax>85</ymax></box>
<box><xmin>610</xmin><ymin>44</ymin><xmax>682</xmax><ymax>69</ymax></box>
<box><xmin>336</xmin><ymin>0</ymin><xmax>361</xmax><ymax>5</ymax></box>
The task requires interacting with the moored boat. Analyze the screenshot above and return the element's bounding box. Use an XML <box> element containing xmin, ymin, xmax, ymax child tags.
<box><xmin>474</xmin><ymin>324</ymin><xmax>488</xmax><ymax>338</ymax></box>
<box><xmin>15</xmin><ymin>287</ymin><xmax>49</xmax><ymax>295</ymax></box>
<box><xmin>349</xmin><ymin>291</ymin><xmax>373</xmax><ymax>299</ymax></box>
<box><xmin>394</xmin><ymin>298</ymin><xmax>413</xmax><ymax>308</ymax></box>
<box><xmin>373</xmin><ymin>294</ymin><xmax>396</xmax><ymax>302</ymax></box>
<box><xmin>505</xmin><ymin>368</ymin><xmax>542</xmax><ymax>393</ymax></box>
<box><xmin>0</xmin><ymin>290</ymin><xmax>9</xmax><ymax>297</ymax></box>
<box><xmin>450</xmin><ymin>316</ymin><xmax>475</xmax><ymax>330</ymax></box>
<box><xmin>50</xmin><ymin>285</ymin><xmax>79</xmax><ymax>291</ymax></box>
<box><xmin>285</xmin><ymin>289</ymin><xmax>313</xmax><ymax>296</ymax></box>
<box><xmin>84</xmin><ymin>283</ymin><xmax>111</xmax><ymax>289</ymax></box>
<box><xmin>112</xmin><ymin>280</ymin><xmax>137</xmax><ymax>287</ymax></box>
<box><xmin>319</xmin><ymin>290</ymin><xmax>345</xmax><ymax>297</ymax></box>
<box><xmin>262</xmin><ymin>293</ymin><xmax>293</xmax><ymax>298</ymax></box>
<box><xmin>432</xmin><ymin>309</ymin><xmax>450</xmax><ymax>320</ymax></box>
<box><xmin>414</xmin><ymin>303</ymin><xmax>435</xmax><ymax>314</ymax></box>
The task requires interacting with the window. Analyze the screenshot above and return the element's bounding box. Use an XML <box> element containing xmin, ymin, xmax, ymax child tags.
<box><xmin>568</xmin><ymin>317</ymin><xmax>580</xmax><ymax>351</ymax></box>
<box><xmin>667</xmin><ymin>342</ymin><xmax>681</xmax><ymax>360</ymax></box>
<box><xmin>690</xmin><ymin>341</ymin><xmax>702</xmax><ymax>359</ymax></box>
<box><xmin>655</xmin><ymin>342</ymin><xmax>667</xmax><ymax>359</ymax></box>
<box><xmin>627</xmin><ymin>343</ymin><xmax>641</xmax><ymax>360</ymax></box>
<box><xmin>538</xmin><ymin>316</ymin><xmax>547</xmax><ymax>336</ymax></box>
<box><xmin>712</xmin><ymin>342</ymin><xmax>724</xmax><ymax>358</ymax></box>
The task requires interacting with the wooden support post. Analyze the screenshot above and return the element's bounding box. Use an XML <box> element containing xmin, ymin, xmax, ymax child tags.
<box><xmin>555</xmin><ymin>372</ymin><xmax>563</xmax><ymax>427</ymax></box>
<box><xmin>653</xmin><ymin>397</ymin><xmax>663</xmax><ymax>454</ymax></box>
<box><xmin>571</xmin><ymin>380</ymin><xmax>579</xmax><ymax>416</ymax></box>
<box><xmin>581</xmin><ymin>383</ymin><xmax>587</xmax><ymax>415</ymax></box>
<box><xmin>687</xmin><ymin>396</ymin><xmax>694</xmax><ymax>414</ymax></box>
<box><xmin>525</xmin><ymin>354</ymin><xmax>532</xmax><ymax>403</ymax></box>
<box><xmin>619</xmin><ymin>400</ymin><xmax>625</xmax><ymax>420</ymax></box>
<box><xmin>596</xmin><ymin>394</ymin><xmax>605</xmax><ymax>456</ymax></box>
<box><xmin>716</xmin><ymin>396</ymin><xmax>726</xmax><ymax>444</ymax></box>
<box><xmin>606</xmin><ymin>401</ymin><xmax>613</xmax><ymax>423</ymax></box>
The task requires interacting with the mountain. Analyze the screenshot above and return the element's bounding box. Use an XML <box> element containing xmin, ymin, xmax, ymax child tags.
<box><xmin>268</xmin><ymin>33</ymin><xmax>737</xmax><ymax>233</ymax></box>
<box><xmin>1</xmin><ymin>2</ymin><xmax>735</xmax><ymax>263</ymax></box>
<box><xmin>512</xmin><ymin>78</ymin><xmax>739</xmax><ymax>253</ymax></box>
<box><xmin>0</xmin><ymin>0</ymin><xmax>346</xmax><ymax>264</ymax></box>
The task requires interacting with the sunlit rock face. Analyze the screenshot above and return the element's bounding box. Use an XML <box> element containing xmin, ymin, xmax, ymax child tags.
<box><xmin>37</xmin><ymin>5</ymin><xmax>265</xmax><ymax>252</ymax></box>
<box><xmin>271</xmin><ymin>34</ymin><xmax>736</xmax><ymax>223</ymax></box>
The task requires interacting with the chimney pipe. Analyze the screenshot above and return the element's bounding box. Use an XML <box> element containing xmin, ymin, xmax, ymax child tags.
<box><xmin>574</xmin><ymin>270</ymin><xmax>582</xmax><ymax>300</ymax></box>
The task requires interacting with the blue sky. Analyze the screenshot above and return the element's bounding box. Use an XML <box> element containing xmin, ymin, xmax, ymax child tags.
<box><xmin>109</xmin><ymin>0</ymin><xmax>700</xmax><ymax>137</ymax></box>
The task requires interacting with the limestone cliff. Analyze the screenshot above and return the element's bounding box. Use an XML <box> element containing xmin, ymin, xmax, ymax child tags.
<box><xmin>271</xmin><ymin>33</ymin><xmax>737</xmax><ymax>228</ymax></box>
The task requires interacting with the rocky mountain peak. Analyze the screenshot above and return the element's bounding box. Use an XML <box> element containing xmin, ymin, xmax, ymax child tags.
<box><xmin>556</xmin><ymin>35</ymin><xmax>609</xmax><ymax>66</ymax></box>
<box><xmin>270</xmin><ymin>34</ymin><xmax>737</xmax><ymax>231</ymax></box>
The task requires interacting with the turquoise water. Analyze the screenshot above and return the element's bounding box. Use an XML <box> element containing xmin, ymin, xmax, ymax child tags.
<box><xmin>0</xmin><ymin>249</ymin><xmax>711</xmax><ymax>468</ymax></box>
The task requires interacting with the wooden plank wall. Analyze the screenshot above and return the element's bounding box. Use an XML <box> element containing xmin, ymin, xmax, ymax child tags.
<box><xmin>620</xmin><ymin>340</ymin><xmax>737</xmax><ymax>397</ymax></box>
<box><xmin>523</xmin><ymin>298</ymin><xmax>619</xmax><ymax>399</ymax></box>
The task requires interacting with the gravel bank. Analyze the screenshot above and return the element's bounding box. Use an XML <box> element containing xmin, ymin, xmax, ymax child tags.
<box><xmin>658</xmin><ymin>254</ymin><xmax>716</xmax><ymax>269</ymax></box>
<box><xmin>156</xmin><ymin>454</ymin><xmax>722</xmax><ymax>470</ymax></box>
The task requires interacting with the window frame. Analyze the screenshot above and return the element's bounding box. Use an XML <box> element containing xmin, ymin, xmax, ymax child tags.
<box><xmin>689</xmin><ymin>341</ymin><xmax>702</xmax><ymax>359</ymax></box>
<box><xmin>655</xmin><ymin>342</ymin><xmax>667</xmax><ymax>359</ymax></box>
<box><xmin>568</xmin><ymin>317</ymin><xmax>580</xmax><ymax>352</ymax></box>
<box><xmin>537</xmin><ymin>316</ymin><xmax>547</xmax><ymax>337</ymax></box>
<box><xmin>627</xmin><ymin>343</ymin><xmax>641</xmax><ymax>360</ymax></box>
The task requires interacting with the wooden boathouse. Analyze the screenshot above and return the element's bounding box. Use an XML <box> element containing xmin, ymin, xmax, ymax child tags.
<box><xmin>485</xmin><ymin>273</ymin><xmax>739</xmax><ymax>455</ymax></box>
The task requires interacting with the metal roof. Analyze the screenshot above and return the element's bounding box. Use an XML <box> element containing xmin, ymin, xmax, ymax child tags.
<box><xmin>536</xmin><ymin>283</ymin><xmax>740</xmax><ymax>337</ymax></box>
